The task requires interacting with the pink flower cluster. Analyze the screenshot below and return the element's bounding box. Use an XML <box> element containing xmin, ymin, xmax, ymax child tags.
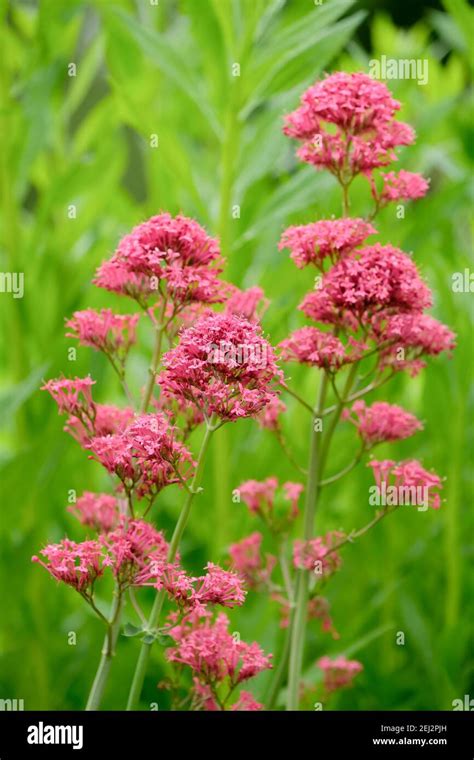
<box><xmin>89</xmin><ymin>413</ymin><xmax>195</xmax><ymax>500</ymax></box>
<box><xmin>293</xmin><ymin>531</ymin><xmax>344</xmax><ymax>577</ymax></box>
<box><xmin>317</xmin><ymin>656</ymin><xmax>363</xmax><ymax>694</ymax></box>
<box><xmin>228</xmin><ymin>532</ymin><xmax>276</xmax><ymax>590</ymax></box>
<box><xmin>224</xmin><ymin>285</ymin><xmax>269</xmax><ymax>322</ymax></box>
<box><xmin>279</xmin><ymin>326</ymin><xmax>347</xmax><ymax>369</ymax></box>
<box><xmin>279</xmin><ymin>218</ymin><xmax>376</xmax><ymax>270</ymax></box>
<box><xmin>343</xmin><ymin>400</ymin><xmax>423</xmax><ymax>447</ymax></box>
<box><xmin>238</xmin><ymin>477</ymin><xmax>303</xmax><ymax>530</ymax></box>
<box><xmin>32</xmin><ymin>539</ymin><xmax>104</xmax><ymax>594</ymax></box>
<box><xmin>375</xmin><ymin>170</ymin><xmax>429</xmax><ymax>205</ymax></box>
<box><xmin>65</xmin><ymin>403</ymin><xmax>134</xmax><ymax>446</ymax></box>
<box><xmin>368</xmin><ymin>459</ymin><xmax>443</xmax><ymax>509</ymax></box>
<box><xmin>376</xmin><ymin>313</ymin><xmax>456</xmax><ymax>376</ymax></box>
<box><xmin>300</xmin><ymin>244</ymin><xmax>432</xmax><ymax>328</ymax></box>
<box><xmin>65</xmin><ymin>308</ymin><xmax>139</xmax><ymax>361</ymax></box>
<box><xmin>69</xmin><ymin>491</ymin><xmax>120</xmax><ymax>533</ymax></box>
<box><xmin>33</xmin><ymin>519</ymin><xmax>170</xmax><ymax>593</ymax></box>
<box><xmin>256</xmin><ymin>394</ymin><xmax>286</xmax><ymax>431</ymax></box>
<box><xmin>41</xmin><ymin>377</ymin><xmax>95</xmax><ymax>417</ymax></box>
<box><xmin>102</xmin><ymin>519</ymin><xmax>169</xmax><ymax>587</ymax></box>
<box><xmin>94</xmin><ymin>213</ymin><xmax>224</xmax><ymax>309</ymax></box>
<box><xmin>167</xmin><ymin>611</ymin><xmax>272</xmax><ymax>706</ymax></box>
<box><xmin>159</xmin><ymin>312</ymin><xmax>282</xmax><ymax>421</ymax></box>
<box><xmin>284</xmin><ymin>72</ymin><xmax>414</xmax><ymax>178</ymax></box>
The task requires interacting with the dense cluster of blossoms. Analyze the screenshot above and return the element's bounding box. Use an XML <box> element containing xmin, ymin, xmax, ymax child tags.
<box><xmin>283</xmin><ymin>72</ymin><xmax>417</xmax><ymax>184</ymax></box>
<box><xmin>317</xmin><ymin>656</ymin><xmax>363</xmax><ymax>694</ymax></box>
<box><xmin>32</xmin><ymin>519</ymin><xmax>170</xmax><ymax>594</ymax></box>
<box><xmin>342</xmin><ymin>400</ymin><xmax>423</xmax><ymax>447</ymax></box>
<box><xmin>368</xmin><ymin>459</ymin><xmax>443</xmax><ymax>509</ymax></box>
<box><xmin>372</xmin><ymin>170</ymin><xmax>430</xmax><ymax>206</ymax></box>
<box><xmin>256</xmin><ymin>394</ymin><xmax>286</xmax><ymax>431</ymax></box>
<box><xmin>32</xmin><ymin>539</ymin><xmax>105</xmax><ymax>595</ymax></box>
<box><xmin>65</xmin><ymin>403</ymin><xmax>135</xmax><ymax>446</ymax></box>
<box><xmin>300</xmin><ymin>244</ymin><xmax>432</xmax><ymax>328</ymax></box>
<box><xmin>224</xmin><ymin>285</ymin><xmax>269</xmax><ymax>322</ymax></box>
<box><xmin>279</xmin><ymin>218</ymin><xmax>376</xmax><ymax>270</ymax></box>
<box><xmin>94</xmin><ymin>213</ymin><xmax>225</xmax><ymax>309</ymax></box>
<box><xmin>65</xmin><ymin>309</ymin><xmax>139</xmax><ymax>362</ymax></box>
<box><xmin>375</xmin><ymin>313</ymin><xmax>456</xmax><ymax>376</ymax></box>
<box><xmin>293</xmin><ymin>532</ymin><xmax>344</xmax><ymax>577</ymax></box>
<box><xmin>228</xmin><ymin>532</ymin><xmax>276</xmax><ymax>590</ymax></box>
<box><xmin>89</xmin><ymin>413</ymin><xmax>195</xmax><ymax>500</ymax></box>
<box><xmin>42</xmin><ymin>378</ymin><xmax>136</xmax><ymax>445</ymax></box>
<box><xmin>166</xmin><ymin>611</ymin><xmax>272</xmax><ymax>709</ymax></box>
<box><xmin>69</xmin><ymin>492</ymin><xmax>120</xmax><ymax>533</ymax></box>
<box><xmin>279</xmin><ymin>326</ymin><xmax>348</xmax><ymax>369</ymax></box>
<box><xmin>158</xmin><ymin>312</ymin><xmax>282</xmax><ymax>421</ymax></box>
<box><xmin>41</xmin><ymin>377</ymin><xmax>96</xmax><ymax>417</ymax></box>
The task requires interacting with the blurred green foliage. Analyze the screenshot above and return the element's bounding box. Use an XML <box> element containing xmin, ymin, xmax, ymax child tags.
<box><xmin>0</xmin><ymin>0</ymin><xmax>472</xmax><ymax>710</ymax></box>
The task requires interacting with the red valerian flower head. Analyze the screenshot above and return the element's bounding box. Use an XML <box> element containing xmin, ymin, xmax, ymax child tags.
<box><xmin>41</xmin><ymin>377</ymin><xmax>95</xmax><ymax>417</ymax></box>
<box><xmin>68</xmin><ymin>491</ymin><xmax>120</xmax><ymax>533</ymax></box>
<box><xmin>342</xmin><ymin>400</ymin><xmax>423</xmax><ymax>447</ymax></box>
<box><xmin>376</xmin><ymin>170</ymin><xmax>429</xmax><ymax>205</ymax></box>
<box><xmin>93</xmin><ymin>259</ymin><xmax>156</xmax><ymax>304</ymax></box>
<box><xmin>374</xmin><ymin>313</ymin><xmax>456</xmax><ymax>376</ymax></box>
<box><xmin>193</xmin><ymin>563</ymin><xmax>247</xmax><ymax>609</ymax></box>
<box><xmin>65</xmin><ymin>308</ymin><xmax>139</xmax><ymax>362</ymax></box>
<box><xmin>158</xmin><ymin>312</ymin><xmax>283</xmax><ymax>422</ymax></box>
<box><xmin>293</xmin><ymin>531</ymin><xmax>344</xmax><ymax>577</ymax></box>
<box><xmin>283</xmin><ymin>72</ymin><xmax>415</xmax><ymax>178</ymax></box>
<box><xmin>224</xmin><ymin>285</ymin><xmax>269</xmax><ymax>322</ymax></box>
<box><xmin>368</xmin><ymin>458</ymin><xmax>443</xmax><ymax>509</ymax></box>
<box><xmin>279</xmin><ymin>326</ymin><xmax>347</xmax><ymax>369</ymax></box>
<box><xmin>284</xmin><ymin>72</ymin><xmax>400</xmax><ymax>136</ymax></box>
<box><xmin>166</xmin><ymin>612</ymin><xmax>272</xmax><ymax>687</ymax></box>
<box><xmin>317</xmin><ymin>656</ymin><xmax>363</xmax><ymax>694</ymax></box>
<box><xmin>95</xmin><ymin>213</ymin><xmax>225</xmax><ymax>309</ymax></box>
<box><xmin>64</xmin><ymin>403</ymin><xmax>134</xmax><ymax>446</ymax></box>
<box><xmin>255</xmin><ymin>394</ymin><xmax>286</xmax><ymax>431</ymax></box>
<box><xmin>32</xmin><ymin>539</ymin><xmax>104</xmax><ymax>593</ymax></box>
<box><xmin>300</xmin><ymin>244</ymin><xmax>432</xmax><ymax>328</ymax></box>
<box><xmin>238</xmin><ymin>477</ymin><xmax>303</xmax><ymax>530</ymax></box>
<box><xmin>102</xmin><ymin>518</ymin><xmax>169</xmax><ymax>587</ymax></box>
<box><xmin>88</xmin><ymin>413</ymin><xmax>195</xmax><ymax>500</ymax></box>
<box><xmin>228</xmin><ymin>532</ymin><xmax>276</xmax><ymax>590</ymax></box>
<box><xmin>279</xmin><ymin>218</ymin><xmax>376</xmax><ymax>270</ymax></box>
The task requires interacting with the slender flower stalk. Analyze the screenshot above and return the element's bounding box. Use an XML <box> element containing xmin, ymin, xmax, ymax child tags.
<box><xmin>85</xmin><ymin>590</ymin><xmax>124</xmax><ymax>710</ymax></box>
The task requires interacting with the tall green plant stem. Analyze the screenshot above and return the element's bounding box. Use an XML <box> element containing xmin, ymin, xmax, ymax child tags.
<box><xmin>286</xmin><ymin>364</ymin><xmax>359</xmax><ymax>710</ymax></box>
<box><xmin>85</xmin><ymin>590</ymin><xmax>123</xmax><ymax>710</ymax></box>
<box><xmin>126</xmin><ymin>422</ymin><xmax>216</xmax><ymax>710</ymax></box>
<box><xmin>141</xmin><ymin>303</ymin><xmax>167</xmax><ymax>413</ymax></box>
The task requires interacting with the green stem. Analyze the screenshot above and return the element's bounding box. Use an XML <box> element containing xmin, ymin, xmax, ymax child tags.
<box><xmin>141</xmin><ymin>323</ymin><xmax>165</xmax><ymax>413</ymax></box>
<box><xmin>85</xmin><ymin>591</ymin><xmax>123</xmax><ymax>710</ymax></box>
<box><xmin>286</xmin><ymin>373</ymin><xmax>328</xmax><ymax>710</ymax></box>
<box><xmin>286</xmin><ymin>362</ymin><xmax>359</xmax><ymax>710</ymax></box>
<box><xmin>126</xmin><ymin>423</ymin><xmax>216</xmax><ymax>710</ymax></box>
<box><xmin>265</xmin><ymin>622</ymin><xmax>292</xmax><ymax>710</ymax></box>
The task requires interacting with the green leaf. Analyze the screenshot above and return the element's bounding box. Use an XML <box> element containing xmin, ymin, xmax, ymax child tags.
<box><xmin>101</xmin><ymin>7</ymin><xmax>222</xmax><ymax>138</ymax></box>
<box><xmin>122</xmin><ymin>623</ymin><xmax>144</xmax><ymax>637</ymax></box>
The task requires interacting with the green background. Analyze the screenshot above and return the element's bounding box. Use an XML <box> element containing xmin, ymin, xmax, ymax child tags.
<box><xmin>0</xmin><ymin>0</ymin><xmax>472</xmax><ymax>710</ymax></box>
